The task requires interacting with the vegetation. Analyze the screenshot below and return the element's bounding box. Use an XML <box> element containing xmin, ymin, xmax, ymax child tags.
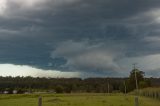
<box><xmin>0</xmin><ymin>76</ymin><xmax>125</xmax><ymax>93</ymax></box>
<box><xmin>125</xmin><ymin>68</ymin><xmax>151</xmax><ymax>92</ymax></box>
<box><xmin>0</xmin><ymin>69</ymin><xmax>159</xmax><ymax>105</ymax></box>
<box><xmin>0</xmin><ymin>68</ymin><xmax>155</xmax><ymax>94</ymax></box>
<box><xmin>137</xmin><ymin>88</ymin><xmax>160</xmax><ymax>100</ymax></box>
<box><xmin>0</xmin><ymin>94</ymin><xmax>160</xmax><ymax>106</ymax></box>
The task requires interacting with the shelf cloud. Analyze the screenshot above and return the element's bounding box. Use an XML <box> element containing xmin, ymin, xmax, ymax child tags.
<box><xmin>0</xmin><ymin>0</ymin><xmax>160</xmax><ymax>77</ymax></box>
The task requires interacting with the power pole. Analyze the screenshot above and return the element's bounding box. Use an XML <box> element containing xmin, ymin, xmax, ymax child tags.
<box><xmin>133</xmin><ymin>63</ymin><xmax>139</xmax><ymax>106</ymax></box>
<box><xmin>133</xmin><ymin>63</ymin><xmax>138</xmax><ymax>90</ymax></box>
<box><xmin>108</xmin><ymin>82</ymin><xmax>110</xmax><ymax>94</ymax></box>
<box><xmin>124</xmin><ymin>81</ymin><xmax>127</xmax><ymax>94</ymax></box>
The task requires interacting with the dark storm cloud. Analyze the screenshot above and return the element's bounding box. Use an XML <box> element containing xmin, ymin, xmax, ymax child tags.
<box><xmin>1</xmin><ymin>0</ymin><xmax>160</xmax><ymax>77</ymax></box>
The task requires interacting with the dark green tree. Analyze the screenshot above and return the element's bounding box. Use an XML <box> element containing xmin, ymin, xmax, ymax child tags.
<box><xmin>55</xmin><ymin>85</ymin><xmax>64</xmax><ymax>93</ymax></box>
<box><xmin>127</xmin><ymin>68</ymin><xmax>150</xmax><ymax>92</ymax></box>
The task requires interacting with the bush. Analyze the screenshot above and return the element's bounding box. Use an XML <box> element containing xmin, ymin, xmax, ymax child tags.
<box><xmin>55</xmin><ymin>85</ymin><xmax>64</xmax><ymax>93</ymax></box>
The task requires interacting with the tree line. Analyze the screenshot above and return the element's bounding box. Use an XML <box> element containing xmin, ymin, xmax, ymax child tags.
<box><xmin>0</xmin><ymin>68</ymin><xmax>158</xmax><ymax>94</ymax></box>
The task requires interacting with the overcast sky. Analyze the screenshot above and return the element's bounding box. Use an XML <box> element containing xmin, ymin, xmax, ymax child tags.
<box><xmin>0</xmin><ymin>0</ymin><xmax>160</xmax><ymax>78</ymax></box>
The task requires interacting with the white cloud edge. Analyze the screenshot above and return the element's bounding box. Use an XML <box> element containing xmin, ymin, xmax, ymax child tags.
<box><xmin>0</xmin><ymin>64</ymin><xmax>80</xmax><ymax>78</ymax></box>
<box><xmin>0</xmin><ymin>0</ymin><xmax>80</xmax><ymax>17</ymax></box>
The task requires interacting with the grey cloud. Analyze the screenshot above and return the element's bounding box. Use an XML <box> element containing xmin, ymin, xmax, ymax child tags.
<box><xmin>0</xmin><ymin>0</ymin><xmax>80</xmax><ymax>18</ymax></box>
<box><xmin>51</xmin><ymin>40</ymin><xmax>124</xmax><ymax>76</ymax></box>
<box><xmin>0</xmin><ymin>0</ymin><xmax>160</xmax><ymax>77</ymax></box>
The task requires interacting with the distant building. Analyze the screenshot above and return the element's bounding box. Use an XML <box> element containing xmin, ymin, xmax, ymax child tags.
<box><xmin>3</xmin><ymin>91</ymin><xmax>9</xmax><ymax>94</ymax></box>
<box><xmin>13</xmin><ymin>90</ymin><xmax>18</xmax><ymax>94</ymax></box>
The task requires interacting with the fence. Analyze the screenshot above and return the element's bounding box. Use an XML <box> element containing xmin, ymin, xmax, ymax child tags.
<box><xmin>38</xmin><ymin>96</ymin><xmax>139</xmax><ymax>106</ymax></box>
<box><xmin>38</xmin><ymin>97</ymin><xmax>42</xmax><ymax>106</ymax></box>
<box><xmin>138</xmin><ymin>88</ymin><xmax>160</xmax><ymax>100</ymax></box>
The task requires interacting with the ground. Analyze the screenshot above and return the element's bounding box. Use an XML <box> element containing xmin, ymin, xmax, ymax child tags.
<box><xmin>0</xmin><ymin>93</ymin><xmax>159</xmax><ymax>106</ymax></box>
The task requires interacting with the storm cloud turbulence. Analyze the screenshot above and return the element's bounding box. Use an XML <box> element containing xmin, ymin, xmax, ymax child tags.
<box><xmin>0</xmin><ymin>0</ymin><xmax>160</xmax><ymax>78</ymax></box>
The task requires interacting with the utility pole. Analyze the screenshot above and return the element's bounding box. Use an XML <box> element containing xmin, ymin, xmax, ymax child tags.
<box><xmin>124</xmin><ymin>81</ymin><xmax>127</xmax><ymax>94</ymax></box>
<box><xmin>133</xmin><ymin>63</ymin><xmax>139</xmax><ymax>106</ymax></box>
<box><xmin>108</xmin><ymin>82</ymin><xmax>110</xmax><ymax>94</ymax></box>
<box><xmin>133</xmin><ymin>63</ymin><xmax>138</xmax><ymax>90</ymax></box>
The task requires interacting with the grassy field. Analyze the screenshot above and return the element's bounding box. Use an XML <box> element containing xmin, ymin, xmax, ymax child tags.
<box><xmin>138</xmin><ymin>88</ymin><xmax>160</xmax><ymax>100</ymax></box>
<box><xmin>0</xmin><ymin>93</ymin><xmax>160</xmax><ymax>106</ymax></box>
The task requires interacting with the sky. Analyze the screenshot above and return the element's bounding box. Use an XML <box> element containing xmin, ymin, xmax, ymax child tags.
<box><xmin>0</xmin><ymin>0</ymin><xmax>160</xmax><ymax>78</ymax></box>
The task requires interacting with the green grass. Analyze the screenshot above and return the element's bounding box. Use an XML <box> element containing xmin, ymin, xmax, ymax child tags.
<box><xmin>0</xmin><ymin>93</ymin><xmax>159</xmax><ymax>106</ymax></box>
<box><xmin>138</xmin><ymin>87</ymin><xmax>160</xmax><ymax>100</ymax></box>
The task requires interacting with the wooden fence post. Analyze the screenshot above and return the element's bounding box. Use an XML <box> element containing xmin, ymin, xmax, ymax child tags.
<box><xmin>38</xmin><ymin>96</ymin><xmax>42</xmax><ymax>106</ymax></box>
<box><xmin>135</xmin><ymin>96</ymin><xmax>139</xmax><ymax>106</ymax></box>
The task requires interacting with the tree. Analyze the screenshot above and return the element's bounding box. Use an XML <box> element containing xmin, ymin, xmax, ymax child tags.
<box><xmin>55</xmin><ymin>85</ymin><xmax>64</xmax><ymax>93</ymax></box>
<box><xmin>127</xmin><ymin>68</ymin><xmax>150</xmax><ymax>92</ymax></box>
<box><xmin>130</xmin><ymin>69</ymin><xmax>144</xmax><ymax>85</ymax></box>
